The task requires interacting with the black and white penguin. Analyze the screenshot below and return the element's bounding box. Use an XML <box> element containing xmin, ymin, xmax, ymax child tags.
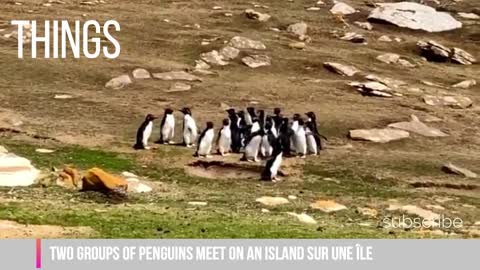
<box><xmin>306</xmin><ymin>111</ymin><xmax>326</xmax><ymax>151</ymax></box>
<box><xmin>266</xmin><ymin>116</ymin><xmax>278</xmax><ymax>138</ymax></box>
<box><xmin>295</xmin><ymin>119</ymin><xmax>307</xmax><ymax>158</ymax></box>
<box><xmin>257</xmin><ymin>109</ymin><xmax>266</xmax><ymax>131</ymax></box>
<box><xmin>217</xmin><ymin>119</ymin><xmax>231</xmax><ymax>156</ymax></box>
<box><xmin>180</xmin><ymin>107</ymin><xmax>198</xmax><ymax>148</ymax></box>
<box><xmin>261</xmin><ymin>138</ymin><xmax>283</xmax><ymax>182</ymax></box>
<box><xmin>273</xmin><ymin>108</ymin><xmax>283</xmax><ymax>134</ymax></box>
<box><xmin>245</xmin><ymin>107</ymin><xmax>256</xmax><ymax>126</ymax></box>
<box><xmin>250</xmin><ymin>117</ymin><xmax>261</xmax><ymax>133</ymax></box>
<box><xmin>241</xmin><ymin>129</ymin><xmax>264</xmax><ymax>162</ymax></box>
<box><xmin>260</xmin><ymin>121</ymin><xmax>276</xmax><ymax>158</ymax></box>
<box><xmin>195</xmin><ymin>122</ymin><xmax>215</xmax><ymax>158</ymax></box>
<box><xmin>156</xmin><ymin>108</ymin><xmax>175</xmax><ymax>144</ymax></box>
<box><xmin>227</xmin><ymin>108</ymin><xmax>242</xmax><ymax>153</ymax></box>
<box><xmin>290</xmin><ymin>113</ymin><xmax>301</xmax><ymax>153</ymax></box>
<box><xmin>305</xmin><ymin>121</ymin><xmax>319</xmax><ymax>155</ymax></box>
<box><xmin>133</xmin><ymin>114</ymin><xmax>157</xmax><ymax>150</ymax></box>
<box><xmin>279</xmin><ymin>117</ymin><xmax>293</xmax><ymax>157</ymax></box>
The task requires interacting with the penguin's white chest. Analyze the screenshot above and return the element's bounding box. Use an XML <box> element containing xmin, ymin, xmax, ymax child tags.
<box><xmin>251</xmin><ymin>122</ymin><xmax>260</xmax><ymax>133</ymax></box>
<box><xmin>143</xmin><ymin>122</ymin><xmax>153</xmax><ymax>145</ymax></box>
<box><xmin>270</xmin><ymin>152</ymin><xmax>283</xmax><ymax>177</ymax></box>
<box><xmin>219</xmin><ymin>127</ymin><xmax>232</xmax><ymax>149</ymax></box>
<box><xmin>295</xmin><ymin>127</ymin><xmax>307</xmax><ymax>154</ymax></box>
<box><xmin>183</xmin><ymin>115</ymin><xmax>198</xmax><ymax>145</ymax></box>
<box><xmin>245</xmin><ymin>135</ymin><xmax>262</xmax><ymax>159</ymax></box>
<box><xmin>162</xmin><ymin>115</ymin><xmax>175</xmax><ymax>140</ymax></box>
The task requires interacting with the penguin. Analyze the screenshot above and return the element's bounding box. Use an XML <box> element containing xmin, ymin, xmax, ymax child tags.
<box><xmin>241</xmin><ymin>129</ymin><xmax>264</xmax><ymax>162</ymax></box>
<box><xmin>294</xmin><ymin>118</ymin><xmax>307</xmax><ymax>158</ymax></box>
<box><xmin>260</xmin><ymin>121</ymin><xmax>276</xmax><ymax>158</ymax></box>
<box><xmin>180</xmin><ymin>107</ymin><xmax>198</xmax><ymax>148</ymax></box>
<box><xmin>266</xmin><ymin>116</ymin><xmax>278</xmax><ymax>138</ymax></box>
<box><xmin>245</xmin><ymin>107</ymin><xmax>255</xmax><ymax>126</ymax></box>
<box><xmin>261</xmin><ymin>138</ymin><xmax>283</xmax><ymax>182</ymax></box>
<box><xmin>279</xmin><ymin>117</ymin><xmax>293</xmax><ymax>157</ymax></box>
<box><xmin>305</xmin><ymin>121</ymin><xmax>319</xmax><ymax>155</ymax></box>
<box><xmin>237</xmin><ymin>110</ymin><xmax>247</xmax><ymax>129</ymax></box>
<box><xmin>257</xmin><ymin>109</ymin><xmax>266</xmax><ymax>130</ymax></box>
<box><xmin>133</xmin><ymin>114</ymin><xmax>157</xmax><ymax>150</ymax></box>
<box><xmin>306</xmin><ymin>111</ymin><xmax>326</xmax><ymax>150</ymax></box>
<box><xmin>156</xmin><ymin>108</ymin><xmax>175</xmax><ymax>144</ymax></box>
<box><xmin>227</xmin><ymin>108</ymin><xmax>242</xmax><ymax>153</ymax></box>
<box><xmin>195</xmin><ymin>122</ymin><xmax>215</xmax><ymax>158</ymax></box>
<box><xmin>217</xmin><ymin>118</ymin><xmax>231</xmax><ymax>156</ymax></box>
<box><xmin>290</xmin><ymin>113</ymin><xmax>301</xmax><ymax>153</ymax></box>
<box><xmin>250</xmin><ymin>118</ymin><xmax>261</xmax><ymax>133</ymax></box>
<box><xmin>273</xmin><ymin>107</ymin><xmax>283</xmax><ymax>134</ymax></box>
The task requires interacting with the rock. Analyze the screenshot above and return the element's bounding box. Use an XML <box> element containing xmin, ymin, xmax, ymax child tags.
<box><xmin>81</xmin><ymin>168</ymin><xmax>128</xmax><ymax>194</ymax></box>
<box><xmin>417</xmin><ymin>41</ymin><xmax>477</xmax><ymax>65</ymax></box>
<box><xmin>219</xmin><ymin>46</ymin><xmax>240</xmax><ymax>60</ymax></box>
<box><xmin>244</xmin><ymin>9</ymin><xmax>271</xmax><ymax>22</ymax></box>
<box><xmin>425</xmin><ymin>205</ymin><xmax>445</xmax><ymax>211</ymax></box>
<box><xmin>310</xmin><ymin>200</ymin><xmax>347</xmax><ymax>213</ymax></box>
<box><xmin>324</xmin><ymin>62</ymin><xmax>360</xmax><ymax>77</ymax></box>
<box><xmin>288</xmin><ymin>195</ymin><xmax>298</xmax><ymax>200</ymax></box>
<box><xmin>200</xmin><ymin>50</ymin><xmax>229</xmax><ymax>66</ymax></box>
<box><xmin>132</xmin><ymin>68</ymin><xmax>151</xmax><ymax>79</ymax></box>
<box><xmin>354</xmin><ymin>21</ymin><xmax>373</xmax><ymax>30</ymax></box>
<box><xmin>152</xmin><ymin>71</ymin><xmax>202</xmax><ymax>82</ymax></box>
<box><xmin>423</xmin><ymin>95</ymin><xmax>473</xmax><ymax>109</ymax></box>
<box><xmin>340</xmin><ymin>32</ymin><xmax>366</xmax><ymax>43</ymax></box>
<box><xmin>242</xmin><ymin>55</ymin><xmax>271</xmax><ymax>68</ymax></box>
<box><xmin>306</xmin><ymin>7</ymin><xmax>321</xmax><ymax>11</ymax></box>
<box><xmin>330</xmin><ymin>2</ymin><xmax>356</xmax><ymax>15</ymax></box>
<box><xmin>54</xmin><ymin>94</ymin><xmax>73</xmax><ymax>99</ymax></box>
<box><xmin>287</xmin><ymin>213</ymin><xmax>317</xmax><ymax>225</ymax></box>
<box><xmin>424</xmin><ymin>115</ymin><xmax>442</xmax><ymax>123</ymax></box>
<box><xmin>105</xmin><ymin>74</ymin><xmax>132</xmax><ymax>89</ymax></box>
<box><xmin>357</xmin><ymin>207</ymin><xmax>378</xmax><ymax>217</ymax></box>
<box><xmin>35</xmin><ymin>148</ymin><xmax>55</xmax><ymax>153</ymax></box>
<box><xmin>126</xmin><ymin>178</ymin><xmax>152</xmax><ymax>193</ymax></box>
<box><xmin>166</xmin><ymin>82</ymin><xmax>191</xmax><ymax>93</ymax></box>
<box><xmin>349</xmin><ymin>81</ymin><xmax>394</xmax><ymax>97</ymax></box>
<box><xmin>368</xmin><ymin>2</ymin><xmax>462</xmax><ymax>32</ymax></box>
<box><xmin>458</xmin><ymin>12</ymin><xmax>480</xmax><ymax>20</ymax></box>
<box><xmin>365</xmin><ymin>74</ymin><xmax>406</xmax><ymax>89</ymax></box>
<box><xmin>0</xmin><ymin>153</ymin><xmax>39</xmax><ymax>187</ymax></box>
<box><xmin>256</xmin><ymin>196</ymin><xmax>289</xmax><ymax>206</ymax></box>
<box><xmin>388</xmin><ymin>204</ymin><xmax>440</xmax><ymax>226</ymax></box>
<box><xmin>0</xmin><ymin>146</ymin><xmax>7</xmax><ymax>153</ymax></box>
<box><xmin>287</xmin><ymin>22</ymin><xmax>308</xmax><ymax>37</ymax></box>
<box><xmin>288</xmin><ymin>42</ymin><xmax>306</xmax><ymax>50</ymax></box>
<box><xmin>188</xmin><ymin>201</ymin><xmax>208</xmax><ymax>206</ymax></box>
<box><xmin>452</xmin><ymin>79</ymin><xmax>476</xmax><ymax>89</ymax></box>
<box><xmin>388</xmin><ymin>115</ymin><xmax>448</xmax><ymax>137</ymax></box>
<box><xmin>349</xmin><ymin>128</ymin><xmax>410</xmax><ymax>143</ymax></box>
<box><xmin>229</xmin><ymin>36</ymin><xmax>266</xmax><ymax>50</ymax></box>
<box><xmin>194</xmin><ymin>60</ymin><xmax>211</xmax><ymax>70</ymax></box>
<box><xmin>442</xmin><ymin>163</ymin><xmax>477</xmax><ymax>178</ymax></box>
<box><xmin>377</xmin><ymin>53</ymin><xmax>415</xmax><ymax>67</ymax></box>
<box><xmin>378</xmin><ymin>35</ymin><xmax>392</xmax><ymax>42</ymax></box>
<box><xmin>451</xmin><ymin>47</ymin><xmax>477</xmax><ymax>65</ymax></box>
<box><xmin>261</xmin><ymin>208</ymin><xmax>270</xmax><ymax>213</ymax></box>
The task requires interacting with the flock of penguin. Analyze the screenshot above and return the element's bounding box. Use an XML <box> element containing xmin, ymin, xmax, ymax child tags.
<box><xmin>133</xmin><ymin>107</ymin><xmax>326</xmax><ymax>181</ymax></box>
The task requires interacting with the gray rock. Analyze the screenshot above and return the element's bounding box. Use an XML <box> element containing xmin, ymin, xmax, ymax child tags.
<box><xmin>166</xmin><ymin>82</ymin><xmax>192</xmax><ymax>93</ymax></box>
<box><xmin>288</xmin><ymin>42</ymin><xmax>306</xmax><ymax>50</ymax></box>
<box><xmin>229</xmin><ymin>36</ymin><xmax>266</xmax><ymax>50</ymax></box>
<box><xmin>152</xmin><ymin>71</ymin><xmax>202</xmax><ymax>82</ymax></box>
<box><xmin>287</xmin><ymin>22</ymin><xmax>308</xmax><ymax>37</ymax></box>
<box><xmin>368</xmin><ymin>2</ymin><xmax>462</xmax><ymax>32</ymax></box>
<box><xmin>417</xmin><ymin>40</ymin><xmax>476</xmax><ymax>65</ymax></box>
<box><xmin>377</xmin><ymin>53</ymin><xmax>415</xmax><ymax>67</ymax></box>
<box><xmin>349</xmin><ymin>81</ymin><xmax>394</xmax><ymax>97</ymax></box>
<box><xmin>340</xmin><ymin>32</ymin><xmax>366</xmax><ymax>43</ymax></box>
<box><xmin>324</xmin><ymin>62</ymin><xmax>360</xmax><ymax>77</ymax></box>
<box><xmin>219</xmin><ymin>46</ymin><xmax>240</xmax><ymax>60</ymax></box>
<box><xmin>442</xmin><ymin>163</ymin><xmax>477</xmax><ymax>178</ymax></box>
<box><xmin>0</xmin><ymin>146</ymin><xmax>7</xmax><ymax>154</ymax></box>
<box><xmin>242</xmin><ymin>55</ymin><xmax>271</xmax><ymax>68</ymax></box>
<box><xmin>365</xmin><ymin>74</ymin><xmax>406</xmax><ymax>89</ymax></box>
<box><xmin>245</xmin><ymin>9</ymin><xmax>271</xmax><ymax>22</ymax></box>
<box><xmin>194</xmin><ymin>60</ymin><xmax>211</xmax><ymax>70</ymax></box>
<box><xmin>451</xmin><ymin>47</ymin><xmax>477</xmax><ymax>65</ymax></box>
<box><xmin>132</xmin><ymin>68</ymin><xmax>151</xmax><ymax>79</ymax></box>
<box><xmin>354</xmin><ymin>21</ymin><xmax>373</xmax><ymax>30</ymax></box>
<box><xmin>423</xmin><ymin>95</ymin><xmax>473</xmax><ymax>109</ymax></box>
<box><xmin>388</xmin><ymin>115</ymin><xmax>448</xmax><ymax>137</ymax></box>
<box><xmin>349</xmin><ymin>128</ymin><xmax>410</xmax><ymax>143</ymax></box>
<box><xmin>452</xmin><ymin>79</ymin><xmax>476</xmax><ymax>89</ymax></box>
<box><xmin>458</xmin><ymin>12</ymin><xmax>480</xmax><ymax>20</ymax></box>
<box><xmin>105</xmin><ymin>74</ymin><xmax>132</xmax><ymax>89</ymax></box>
<box><xmin>200</xmin><ymin>50</ymin><xmax>229</xmax><ymax>66</ymax></box>
<box><xmin>378</xmin><ymin>35</ymin><xmax>392</xmax><ymax>42</ymax></box>
<box><xmin>330</xmin><ymin>2</ymin><xmax>356</xmax><ymax>15</ymax></box>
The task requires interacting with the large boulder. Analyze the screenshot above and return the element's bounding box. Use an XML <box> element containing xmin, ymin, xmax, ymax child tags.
<box><xmin>0</xmin><ymin>153</ymin><xmax>39</xmax><ymax>187</ymax></box>
<box><xmin>349</xmin><ymin>128</ymin><xmax>410</xmax><ymax>143</ymax></box>
<box><xmin>388</xmin><ymin>115</ymin><xmax>448</xmax><ymax>137</ymax></box>
<box><xmin>368</xmin><ymin>2</ymin><xmax>462</xmax><ymax>32</ymax></box>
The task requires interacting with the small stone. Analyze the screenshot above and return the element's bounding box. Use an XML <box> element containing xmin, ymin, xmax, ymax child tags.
<box><xmin>287</xmin><ymin>212</ymin><xmax>317</xmax><ymax>224</ymax></box>
<box><xmin>219</xmin><ymin>46</ymin><xmax>240</xmax><ymax>60</ymax></box>
<box><xmin>152</xmin><ymin>71</ymin><xmax>202</xmax><ymax>82</ymax></box>
<box><xmin>349</xmin><ymin>128</ymin><xmax>410</xmax><ymax>143</ymax></box>
<box><xmin>310</xmin><ymin>200</ymin><xmax>347</xmax><ymax>213</ymax></box>
<box><xmin>242</xmin><ymin>55</ymin><xmax>271</xmax><ymax>68</ymax></box>
<box><xmin>340</xmin><ymin>32</ymin><xmax>366</xmax><ymax>43</ymax></box>
<box><xmin>229</xmin><ymin>36</ymin><xmax>266</xmax><ymax>50</ymax></box>
<box><xmin>132</xmin><ymin>68</ymin><xmax>151</xmax><ymax>79</ymax></box>
<box><xmin>288</xmin><ymin>42</ymin><xmax>306</xmax><ymax>50</ymax></box>
<box><xmin>194</xmin><ymin>60</ymin><xmax>211</xmax><ymax>70</ymax></box>
<box><xmin>324</xmin><ymin>62</ymin><xmax>360</xmax><ymax>77</ymax></box>
<box><xmin>442</xmin><ymin>163</ymin><xmax>477</xmax><ymax>178</ymax></box>
<box><xmin>357</xmin><ymin>207</ymin><xmax>378</xmax><ymax>217</ymax></box>
<box><xmin>378</xmin><ymin>35</ymin><xmax>392</xmax><ymax>42</ymax></box>
<box><xmin>200</xmin><ymin>50</ymin><xmax>229</xmax><ymax>66</ymax></box>
<box><xmin>287</xmin><ymin>22</ymin><xmax>308</xmax><ymax>37</ymax></box>
<box><xmin>166</xmin><ymin>83</ymin><xmax>191</xmax><ymax>93</ymax></box>
<box><xmin>306</xmin><ymin>7</ymin><xmax>321</xmax><ymax>11</ymax></box>
<box><xmin>330</xmin><ymin>2</ymin><xmax>356</xmax><ymax>15</ymax></box>
<box><xmin>244</xmin><ymin>9</ymin><xmax>271</xmax><ymax>22</ymax></box>
<box><xmin>105</xmin><ymin>74</ymin><xmax>132</xmax><ymax>89</ymax></box>
<box><xmin>288</xmin><ymin>195</ymin><xmax>297</xmax><ymax>200</ymax></box>
<box><xmin>188</xmin><ymin>201</ymin><xmax>208</xmax><ymax>206</ymax></box>
<box><xmin>261</xmin><ymin>208</ymin><xmax>270</xmax><ymax>213</ymax></box>
<box><xmin>354</xmin><ymin>21</ymin><xmax>373</xmax><ymax>30</ymax></box>
<box><xmin>54</xmin><ymin>94</ymin><xmax>73</xmax><ymax>99</ymax></box>
<box><xmin>35</xmin><ymin>148</ymin><xmax>55</xmax><ymax>153</ymax></box>
<box><xmin>388</xmin><ymin>115</ymin><xmax>448</xmax><ymax>137</ymax></box>
<box><xmin>425</xmin><ymin>205</ymin><xmax>445</xmax><ymax>211</ymax></box>
<box><xmin>423</xmin><ymin>95</ymin><xmax>473</xmax><ymax>109</ymax></box>
<box><xmin>256</xmin><ymin>196</ymin><xmax>289</xmax><ymax>206</ymax></box>
<box><xmin>452</xmin><ymin>79</ymin><xmax>476</xmax><ymax>89</ymax></box>
<box><xmin>458</xmin><ymin>12</ymin><xmax>480</xmax><ymax>20</ymax></box>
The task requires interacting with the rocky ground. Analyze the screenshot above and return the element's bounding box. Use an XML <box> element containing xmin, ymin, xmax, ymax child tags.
<box><xmin>0</xmin><ymin>0</ymin><xmax>479</xmax><ymax>238</ymax></box>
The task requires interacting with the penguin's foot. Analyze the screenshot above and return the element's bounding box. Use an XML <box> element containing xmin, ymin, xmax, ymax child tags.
<box><xmin>186</xmin><ymin>144</ymin><xmax>193</xmax><ymax>148</ymax></box>
<box><xmin>168</xmin><ymin>140</ymin><xmax>175</xmax><ymax>144</ymax></box>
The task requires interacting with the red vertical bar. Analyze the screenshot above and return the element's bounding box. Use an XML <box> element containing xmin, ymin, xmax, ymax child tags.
<box><xmin>36</xmin><ymin>239</ymin><xmax>41</xmax><ymax>269</ymax></box>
